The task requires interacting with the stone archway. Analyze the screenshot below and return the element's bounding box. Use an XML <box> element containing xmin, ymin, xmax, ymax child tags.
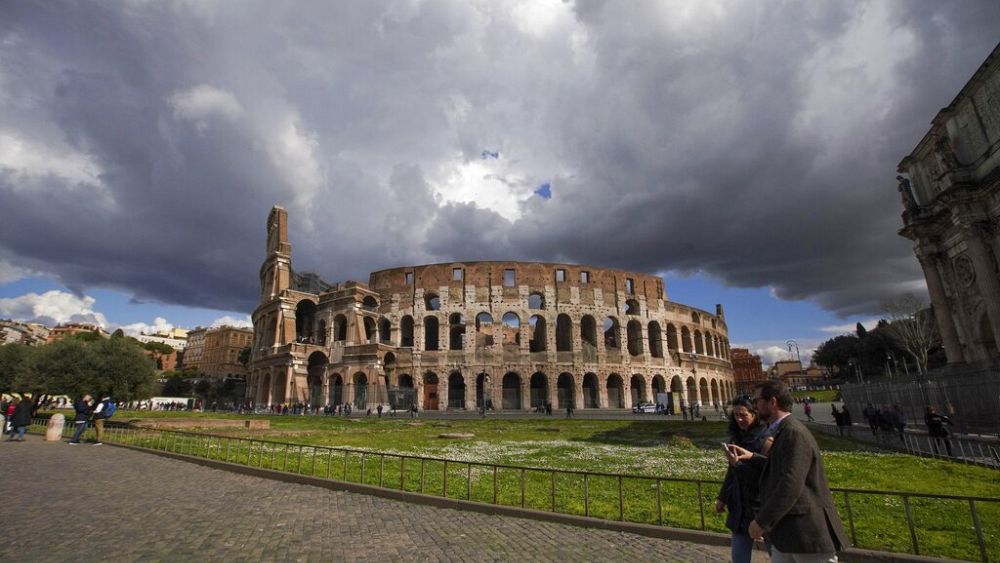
<box><xmin>583</xmin><ymin>372</ymin><xmax>600</xmax><ymax>408</ymax></box>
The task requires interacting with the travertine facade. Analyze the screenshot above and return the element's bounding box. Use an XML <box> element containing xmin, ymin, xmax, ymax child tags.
<box><xmin>898</xmin><ymin>43</ymin><xmax>1000</xmax><ymax>363</ymax></box>
<box><xmin>248</xmin><ymin>207</ymin><xmax>736</xmax><ymax>410</ymax></box>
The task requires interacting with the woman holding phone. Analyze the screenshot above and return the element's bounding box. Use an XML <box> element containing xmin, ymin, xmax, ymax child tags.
<box><xmin>717</xmin><ymin>397</ymin><xmax>772</xmax><ymax>563</ymax></box>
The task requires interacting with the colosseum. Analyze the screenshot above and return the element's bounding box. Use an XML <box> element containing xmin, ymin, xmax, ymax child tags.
<box><xmin>248</xmin><ymin>206</ymin><xmax>737</xmax><ymax>412</ymax></box>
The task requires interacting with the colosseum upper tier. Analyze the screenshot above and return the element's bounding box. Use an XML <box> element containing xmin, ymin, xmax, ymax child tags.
<box><xmin>248</xmin><ymin>206</ymin><xmax>737</xmax><ymax>411</ymax></box>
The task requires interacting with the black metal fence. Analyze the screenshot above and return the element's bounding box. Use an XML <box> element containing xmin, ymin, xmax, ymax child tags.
<box><xmin>841</xmin><ymin>367</ymin><xmax>1000</xmax><ymax>436</ymax></box>
<box><xmin>32</xmin><ymin>419</ymin><xmax>999</xmax><ymax>561</ymax></box>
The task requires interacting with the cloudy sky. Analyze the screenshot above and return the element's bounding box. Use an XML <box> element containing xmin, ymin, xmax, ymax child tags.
<box><xmin>1</xmin><ymin>1</ymin><xmax>998</xmax><ymax>365</ymax></box>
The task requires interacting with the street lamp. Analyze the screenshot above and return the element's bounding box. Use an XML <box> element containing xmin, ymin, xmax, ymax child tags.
<box><xmin>786</xmin><ymin>339</ymin><xmax>802</xmax><ymax>370</ymax></box>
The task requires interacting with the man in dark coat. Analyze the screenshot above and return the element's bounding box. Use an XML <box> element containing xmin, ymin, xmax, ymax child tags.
<box><xmin>732</xmin><ymin>381</ymin><xmax>849</xmax><ymax>562</ymax></box>
<box><xmin>8</xmin><ymin>396</ymin><xmax>34</xmax><ymax>441</ymax></box>
<box><xmin>68</xmin><ymin>394</ymin><xmax>93</xmax><ymax>444</ymax></box>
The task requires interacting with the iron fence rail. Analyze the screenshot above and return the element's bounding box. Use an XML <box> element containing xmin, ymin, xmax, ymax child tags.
<box><xmin>32</xmin><ymin>419</ymin><xmax>1000</xmax><ymax>562</ymax></box>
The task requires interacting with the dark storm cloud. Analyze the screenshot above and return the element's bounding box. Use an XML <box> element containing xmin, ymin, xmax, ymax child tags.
<box><xmin>0</xmin><ymin>1</ymin><xmax>997</xmax><ymax>317</ymax></box>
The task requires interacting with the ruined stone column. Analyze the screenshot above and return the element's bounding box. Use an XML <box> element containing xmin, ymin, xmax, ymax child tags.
<box><xmin>917</xmin><ymin>250</ymin><xmax>964</xmax><ymax>363</ymax></box>
<box><xmin>963</xmin><ymin>232</ymin><xmax>1000</xmax><ymax>354</ymax></box>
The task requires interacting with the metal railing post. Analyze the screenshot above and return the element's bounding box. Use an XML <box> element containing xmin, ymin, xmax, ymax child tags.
<box><xmin>550</xmin><ymin>470</ymin><xmax>556</xmax><ymax>512</ymax></box>
<box><xmin>969</xmin><ymin>499</ymin><xmax>988</xmax><ymax>562</ymax></box>
<box><xmin>656</xmin><ymin>479</ymin><xmax>663</xmax><ymax>526</ymax></box>
<box><xmin>618</xmin><ymin>475</ymin><xmax>624</xmax><ymax>521</ymax></box>
<box><xmin>444</xmin><ymin>460</ymin><xmax>449</xmax><ymax>498</ymax></box>
<box><xmin>697</xmin><ymin>480</ymin><xmax>705</xmax><ymax>530</ymax></box>
<box><xmin>584</xmin><ymin>474</ymin><xmax>589</xmax><ymax>517</ymax></box>
<box><xmin>902</xmin><ymin>495</ymin><xmax>919</xmax><ymax>555</ymax></box>
<box><xmin>844</xmin><ymin>492</ymin><xmax>857</xmax><ymax>546</ymax></box>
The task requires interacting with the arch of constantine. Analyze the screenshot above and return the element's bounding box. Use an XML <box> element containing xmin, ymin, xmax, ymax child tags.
<box><xmin>248</xmin><ymin>207</ymin><xmax>737</xmax><ymax>412</ymax></box>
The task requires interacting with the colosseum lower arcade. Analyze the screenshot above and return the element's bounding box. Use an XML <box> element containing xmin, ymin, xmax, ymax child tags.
<box><xmin>248</xmin><ymin>207</ymin><xmax>737</xmax><ymax>412</ymax></box>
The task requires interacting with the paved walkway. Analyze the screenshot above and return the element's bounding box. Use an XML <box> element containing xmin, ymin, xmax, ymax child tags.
<box><xmin>0</xmin><ymin>437</ymin><xmax>765</xmax><ymax>562</ymax></box>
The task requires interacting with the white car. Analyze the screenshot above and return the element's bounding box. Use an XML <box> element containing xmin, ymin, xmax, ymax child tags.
<box><xmin>632</xmin><ymin>402</ymin><xmax>657</xmax><ymax>414</ymax></box>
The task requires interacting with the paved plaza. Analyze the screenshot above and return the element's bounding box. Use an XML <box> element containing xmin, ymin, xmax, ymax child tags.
<box><xmin>0</xmin><ymin>437</ymin><xmax>764</xmax><ymax>562</ymax></box>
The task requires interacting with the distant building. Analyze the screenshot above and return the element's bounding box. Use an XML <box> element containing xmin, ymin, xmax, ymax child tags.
<box><xmin>134</xmin><ymin>332</ymin><xmax>187</xmax><ymax>351</ymax></box>
<box><xmin>897</xmin><ymin>43</ymin><xmax>1000</xmax><ymax>363</ymax></box>
<box><xmin>143</xmin><ymin>348</ymin><xmax>179</xmax><ymax>372</ymax></box>
<box><xmin>46</xmin><ymin>322</ymin><xmax>108</xmax><ymax>344</ymax></box>
<box><xmin>730</xmin><ymin>348</ymin><xmax>764</xmax><ymax>396</ymax></box>
<box><xmin>182</xmin><ymin>326</ymin><xmax>251</xmax><ymax>378</ymax></box>
<box><xmin>768</xmin><ymin>360</ymin><xmax>829</xmax><ymax>388</ymax></box>
<box><xmin>0</xmin><ymin>320</ymin><xmax>50</xmax><ymax>346</ymax></box>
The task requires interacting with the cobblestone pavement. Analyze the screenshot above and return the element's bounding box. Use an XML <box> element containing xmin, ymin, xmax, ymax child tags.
<box><xmin>0</xmin><ymin>437</ymin><xmax>767</xmax><ymax>562</ymax></box>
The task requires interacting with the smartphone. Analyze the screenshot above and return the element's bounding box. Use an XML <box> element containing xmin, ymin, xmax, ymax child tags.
<box><xmin>721</xmin><ymin>442</ymin><xmax>731</xmax><ymax>455</ymax></box>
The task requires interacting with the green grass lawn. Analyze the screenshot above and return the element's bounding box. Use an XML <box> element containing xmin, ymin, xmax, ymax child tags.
<box><xmin>103</xmin><ymin>411</ymin><xmax>1000</xmax><ymax>561</ymax></box>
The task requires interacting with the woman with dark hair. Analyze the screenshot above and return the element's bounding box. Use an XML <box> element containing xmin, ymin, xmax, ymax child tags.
<box><xmin>717</xmin><ymin>397</ymin><xmax>772</xmax><ymax>563</ymax></box>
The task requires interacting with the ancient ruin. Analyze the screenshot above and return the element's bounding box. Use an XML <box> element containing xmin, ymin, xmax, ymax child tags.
<box><xmin>248</xmin><ymin>207</ymin><xmax>736</xmax><ymax>411</ymax></box>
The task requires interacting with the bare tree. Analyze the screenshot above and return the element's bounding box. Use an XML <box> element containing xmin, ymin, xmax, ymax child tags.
<box><xmin>880</xmin><ymin>293</ymin><xmax>939</xmax><ymax>375</ymax></box>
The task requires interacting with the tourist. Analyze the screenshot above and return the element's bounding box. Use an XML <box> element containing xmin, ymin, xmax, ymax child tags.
<box><xmin>839</xmin><ymin>405</ymin><xmax>853</xmax><ymax>437</ymax></box>
<box><xmin>728</xmin><ymin>380</ymin><xmax>849</xmax><ymax>561</ymax></box>
<box><xmin>8</xmin><ymin>396</ymin><xmax>34</xmax><ymax>441</ymax></box>
<box><xmin>831</xmin><ymin>405</ymin><xmax>843</xmax><ymax>435</ymax></box>
<box><xmin>91</xmin><ymin>396</ymin><xmax>113</xmax><ymax>446</ymax></box>
<box><xmin>891</xmin><ymin>405</ymin><xmax>907</xmax><ymax>443</ymax></box>
<box><xmin>803</xmin><ymin>400</ymin><xmax>813</xmax><ymax>422</ymax></box>
<box><xmin>863</xmin><ymin>403</ymin><xmax>878</xmax><ymax>436</ymax></box>
<box><xmin>717</xmin><ymin>397</ymin><xmax>772</xmax><ymax>563</ymax></box>
<box><xmin>924</xmin><ymin>406</ymin><xmax>953</xmax><ymax>456</ymax></box>
<box><xmin>68</xmin><ymin>394</ymin><xmax>94</xmax><ymax>445</ymax></box>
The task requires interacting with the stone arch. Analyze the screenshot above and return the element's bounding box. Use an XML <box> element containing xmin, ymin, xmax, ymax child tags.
<box><xmin>648</xmin><ymin>321</ymin><xmax>663</xmax><ymax>358</ymax></box>
<box><xmin>362</xmin><ymin>295</ymin><xmax>378</xmax><ymax>309</ymax></box>
<box><xmin>583</xmin><ymin>372</ymin><xmax>600</xmax><ymax>408</ymax></box>
<box><xmin>685</xmin><ymin>376</ymin><xmax>697</xmax><ymax>406</ymax></box>
<box><xmin>476</xmin><ymin>372</ymin><xmax>491</xmax><ymax>409</ymax></box>
<box><xmin>307</xmin><ymin>352</ymin><xmax>328</xmax><ymax>407</ymax></box>
<box><xmin>502</xmin><ymin>372</ymin><xmax>522</xmax><ymax>410</ymax></box>
<box><xmin>400</xmin><ymin>315</ymin><xmax>414</xmax><ymax>347</ymax></box>
<box><xmin>603</xmin><ymin>317</ymin><xmax>620</xmax><ymax>349</ymax></box>
<box><xmin>556</xmin><ymin>314</ymin><xmax>573</xmax><ymax>351</ymax></box>
<box><xmin>557</xmin><ymin>372</ymin><xmax>575</xmax><ymax>408</ymax></box>
<box><xmin>295</xmin><ymin>299</ymin><xmax>317</xmax><ymax>342</ymax></box>
<box><xmin>353</xmin><ymin>372</ymin><xmax>368</xmax><ymax>410</ymax></box>
<box><xmin>666</xmin><ymin>323</ymin><xmax>678</xmax><ymax>351</ymax></box>
<box><xmin>328</xmin><ymin>373</ymin><xmax>343</xmax><ymax>405</ymax></box>
<box><xmin>694</xmin><ymin>330</ymin><xmax>704</xmax><ymax>354</ymax></box>
<box><xmin>606</xmin><ymin>373</ymin><xmax>624</xmax><ymax>408</ymax></box>
<box><xmin>423</xmin><ymin>371</ymin><xmax>439</xmax><ymax>410</ymax></box>
<box><xmin>626</xmin><ymin>320</ymin><xmax>644</xmax><ymax>356</ymax></box>
<box><xmin>691</xmin><ymin>311</ymin><xmax>701</xmax><ymax>324</ymax></box>
<box><xmin>363</xmin><ymin>317</ymin><xmax>376</xmax><ymax>343</ymax></box>
<box><xmin>259</xmin><ymin>372</ymin><xmax>272</xmax><ymax>405</ymax></box>
<box><xmin>475</xmin><ymin>312</ymin><xmax>494</xmax><ymax>347</ymax></box>
<box><xmin>317</xmin><ymin>320</ymin><xmax>327</xmax><ymax>345</ymax></box>
<box><xmin>530</xmin><ymin>372</ymin><xmax>548</xmax><ymax>408</ymax></box>
<box><xmin>334</xmin><ymin>314</ymin><xmax>348</xmax><ymax>342</ymax></box>
<box><xmin>379</xmin><ymin>317</ymin><xmax>392</xmax><ymax>344</ymax></box>
<box><xmin>630</xmin><ymin>374</ymin><xmax>647</xmax><ymax>405</ymax></box>
<box><xmin>424</xmin><ymin>316</ymin><xmax>439</xmax><ymax>351</ymax></box>
<box><xmin>448</xmin><ymin>371</ymin><xmax>466</xmax><ymax>409</ymax></box>
<box><xmin>425</xmin><ymin>293</ymin><xmax>441</xmax><ymax>311</ymax></box>
<box><xmin>705</xmin><ymin>333</ymin><xmax>715</xmax><ymax>356</ymax></box>
<box><xmin>681</xmin><ymin>326</ymin><xmax>692</xmax><ymax>353</ymax></box>
<box><xmin>449</xmin><ymin>313</ymin><xmax>465</xmax><ymax>350</ymax></box>
<box><xmin>699</xmin><ymin>377</ymin><xmax>710</xmax><ymax>407</ymax></box>
<box><xmin>652</xmin><ymin>374</ymin><xmax>665</xmax><ymax>398</ymax></box>
<box><xmin>710</xmin><ymin>379</ymin><xmax>720</xmax><ymax>407</ymax></box>
<box><xmin>580</xmin><ymin>315</ymin><xmax>598</xmax><ymax>348</ymax></box>
<box><xmin>528</xmin><ymin>292</ymin><xmax>545</xmax><ymax>310</ymax></box>
<box><xmin>529</xmin><ymin>315</ymin><xmax>547</xmax><ymax>352</ymax></box>
<box><xmin>502</xmin><ymin>312</ymin><xmax>521</xmax><ymax>347</ymax></box>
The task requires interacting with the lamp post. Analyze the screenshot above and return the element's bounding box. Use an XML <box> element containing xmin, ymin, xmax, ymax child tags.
<box><xmin>785</xmin><ymin>339</ymin><xmax>802</xmax><ymax>370</ymax></box>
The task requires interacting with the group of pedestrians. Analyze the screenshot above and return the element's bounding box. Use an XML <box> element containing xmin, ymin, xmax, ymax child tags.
<box><xmin>717</xmin><ymin>381</ymin><xmax>849</xmax><ymax>562</ymax></box>
<box><xmin>861</xmin><ymin>403</ymin><xmax>908</xmax><ymax>444</ymax></box>
<box><xmin>1</xmin><ymin>395</ymin><xmax>35</xmax><ymax>441</ymax></box>
<box><xmin>68</xmin><ymin>394</ymin><xmax>115</xmax><ymax>445</ymax></box>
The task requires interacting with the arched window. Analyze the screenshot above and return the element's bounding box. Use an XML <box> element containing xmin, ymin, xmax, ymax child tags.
<box><xmin>691</xmin><ymin>312</ymin><xmax>700</xmax><ymax>324</ymax></box>
<box><xmin>400</xmin><ymin>316</ymin><xmax>414</xmax><ymax>347</ymax></box>
<box><xmin>362</xmin><ymin>296</ymin><xmax>378</xmax><ymax>310</ymax></box>
<box><xmin>295</xmin><ymin>300</ymin><xmax>316</xmax><ymax>343</ymax></box>
<box><xmin>694</xmin><ymin>330</ymin><xmax>704</xmax><ymax>354</ymax></box>
<box><xmin>705</xmin><ymin>333</ymin><xmax>715</xmax><ymax>356</ymax></box>
<box><xmin>378</xmin><ymin>318</ymin><xmax>391</xmax><ymax>344</ymax></box>
<box><xmin>502</xmin><ymin>312</ymin><xmax>520</xmax><ymax>346</ymax></box>
<box><xmin>449</xmin><ymin>313</ymin><xmax>465</xmax><ymax>350</ymax></box>
<box><xmin>528</xmin><ymin>292</ymin><xmax>545</xmax><ymax>310</ymax></box>
<box><xmin>424</xmin><ymin>316</ymin><xmax>439</xmax><ymax>351</ymax></box>
<box><xmin>364</xmin><ymin>317</ymin><xmax>376</xmax><ymax>343</ymax></box>
<box><xmin>648</xmin><ymin>321</ymin><xmax>663</xmax><ymax>358</ymax></box>
<box><xmin>529</xmin><ymin>315</ymin><xmax>547</xmax><ymax>352</ymax></box>
<box><xmin>603</xmin><ymin>317</ymin><xmax>620</xmax><ymax>350</ymax></box>
<box><xmin>425</xmin><ymin>293</ymin><xmax>441</xmax><ymax>311</ymax></box>
<box><xmin>334</xmin><ymin>314</ymin><xmax>348</xmax><ymax>342</ymax></box>
<box><xmin>556</xmin><ymin>314</ymin><xmax>572</xmax><ymax>352</ymax></box>
<box><xmin>475</xmin><ymin>313</ymin><xmax>494</xmax><ymax>347</ymax></box>
<box><xmin>681</xmin><ymin>326</ymin><xmax>692</xmax><ymax>353</ymax></box>
<box><xmin>626</xmin><ymin>320</ymin><xmax>643</xmax><ymax>356</ymax></box>
<box><xmin>317</xmin><ymin>320</ymin><xmax>327</xmax><ymax>345</ymax></box>
<box><xmin>666</xmin><ymin>324</ymin><xmax>678</xmax><ymax>351</ymax></box>
<box><xmin>580</xmin><ymin>315</ymin><xmax>597</xmax><ymax>348</ymax></box>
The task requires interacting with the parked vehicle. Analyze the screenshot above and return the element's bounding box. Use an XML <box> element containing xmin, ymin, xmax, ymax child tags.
<box><xmin>632</xmin><ymin>402</ymin><xmax>656</xmax><ymax>414</ymax></box>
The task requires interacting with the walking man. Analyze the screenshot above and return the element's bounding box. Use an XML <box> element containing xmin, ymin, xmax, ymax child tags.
<box><xmin>729</xmin><ymin>381</ymin><xmax>849</xmax><ymax>562</ymax></box>
<box><xmin>69</xmin><ymin>394</ymin><xmax>93</xmax><ymax>444</ymax></box>
<box><xmin>91</xmin><ymin>396</ymin><xmax>112</xmax><ymax>445</ymax></box>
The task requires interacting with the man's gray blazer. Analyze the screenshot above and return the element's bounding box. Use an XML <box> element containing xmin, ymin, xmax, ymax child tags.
<box><xmin>754</xmin><ymin>415</ymin><xmax>850</xmax><ymax>554</ymax></box>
